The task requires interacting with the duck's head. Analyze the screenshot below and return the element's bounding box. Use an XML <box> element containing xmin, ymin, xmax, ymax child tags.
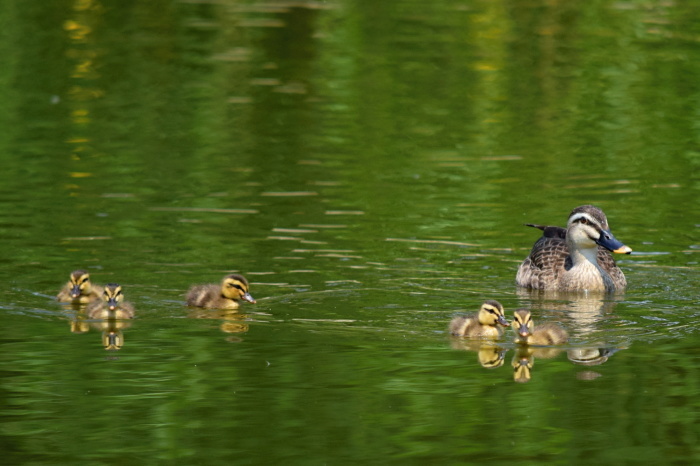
<box><xmin>221</xmin><ymin>274</ymin><xmax>256</xmax><ymax>303</ymax></box>
<box><xmin>68</xmin><ymin>270</ymin><xmax>92</xmax><ymax>298</ymax></box>
<box><xmin>512</xmin><ymin>309</ymin><xmax>534</xmax><ymax>338</ymax></box>
<box><xmin>102</xmin><ymin>283</ymin><xmax>124</xmax><ymax>311</ymax></box>
<box><xmin>477</xmin><ymin>300</ymin><xmax>509</xmax><ymax>327</ymax></box>
<box><xmin>566</xmin><ymin>205</ymin><xmax>632</xmax><ymax>254</ymax></box>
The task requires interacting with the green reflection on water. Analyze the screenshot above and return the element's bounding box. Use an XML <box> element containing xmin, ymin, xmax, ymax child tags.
<box><xmin>0</xmin><ymin>0</ymin><xmax>698</xmax><ymax>464</ymax></box>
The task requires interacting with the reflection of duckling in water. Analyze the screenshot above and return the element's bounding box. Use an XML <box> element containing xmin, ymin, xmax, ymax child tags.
<box><xmin>188</xmin><ymin>308</ymin><xmax>250</xmax><ymax>335</ymax></box>
<box><xmin>90</xmin><ymin>319</ymin><xmax>132</xmax><ymax>350</ymax></box>
<box><xmin>512</xmin><ymin>348</ymin><xmax>535</xmax><ymax>383</ymax></box>
<box><xmin>448</xmin><ymin>300</ymin><xmax>510</xmax><ymax>338</ymax></box>
<box><xmin>86</xmin><ymin>284</ymin><xmax>135</xmax><ymax>319</ymax></box>
<box><xmin>450</xmin><ymin>339</ymin><xmax>507</xmax><ymax>369</ymax></box>
<box><xmin>510</xmin><ymin>345</ymin><xmax>568</xmax><ymax>383</ymax></box>
<box><xmin>512</xmin><ymin>309</ymin><xmax>568</xmax><ymax>346</ymax></box>
<box><xmin>186</xmin><ymin>274</ymin><xmax>256</xmax><ymax>310</ymax></box>
<box><xmin>57</xmin><ymin>270</ymin><xmax>104</xmax><ymax>304</ymax></box>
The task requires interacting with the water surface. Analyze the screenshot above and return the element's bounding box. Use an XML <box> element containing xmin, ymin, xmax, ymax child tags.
<box><xmin>1</xmin><ymin>0</ymin><xmax>699</xmax><ymax>464</ymax></box>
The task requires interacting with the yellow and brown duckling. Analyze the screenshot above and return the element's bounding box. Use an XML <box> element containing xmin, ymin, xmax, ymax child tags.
<box><xmin>516</xmin><ymin>205</ymin><xmax>632</xmax><ymax>292</ymax></box>
<box><xmin>511</xmin><ymin>309</ymin><xmax>568</xmax><ymax>346</ymax></box>
<box><xmin>186</xmin><ymin>274</ymin><xmax>255</xmax><ymax>310</ymax></box>
<box><xmin>448</xmin><ymin>300</ymin><xmax>510</xmax><ymax>338</ymax></box>
<box><xmin>86</xmin><ymin>283</ymin><xmax>135</xmax><ymax>319</ymax></box>
<box><xmin>57</xmin><ymin>270</ymin><xmax>103</xmax><ymax>304</ymax></box>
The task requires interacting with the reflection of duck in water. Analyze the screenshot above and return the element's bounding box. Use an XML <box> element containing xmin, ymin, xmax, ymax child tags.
<box><xmin>186</xmin><ymin>274</ymin><xmax>256</xmax><ymax>310</ymax></box>
<box><xmin>448</xmin><ymin>300</ymin><xmax>509</xmax><ymax>338</ymax></box>
<box><xmin>568</xmin><ymin>347</ymin><xmax>621</xmax><ymax>366</ymax></box>
<box><xmin>515</xmin><ymin>287</ymin><xmax>623</xmax><ymax>336</ymax></box>
<box><xmin>450</xmin><ymin>339</ymin><xmax>507</xmax><ymax>369</ymax></box>
<box><xmin>86</xmin><ymin>284</ymin><xmax>135</xmax><ymax>319</ymax></box>
<box><xmin>57</xmin><ymin>270</ymin><xmax>103</xmax><ymax>304</ymax></box>
<box><xmin>512</xmin><ymin>309</ymin><xmax>568</xmax><ymax>346</ymax></box>
<box><xmin>516</xmin><ymin>205</ymin><xmax>632</xmax><ymax>292</ymax></box>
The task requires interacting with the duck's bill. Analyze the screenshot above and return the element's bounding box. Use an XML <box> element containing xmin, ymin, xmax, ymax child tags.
<box><xmin>71</xmin><ymin>285</ymin><xmax>82</xmax><ymax>298</ymax></box>
<box><xmin>242</xmin><ymin>292</ymin><xmax>256</xmax><ymax>304</ymax></box>
<box><xmin>596</xmin><ymin>230</ymin><xmax>632</xmax><ymax>254</ymax></box>
<box><xmin>497</xmin><ymin>315</ymin><xmax>510</xmax><ymax>327</ymax></box>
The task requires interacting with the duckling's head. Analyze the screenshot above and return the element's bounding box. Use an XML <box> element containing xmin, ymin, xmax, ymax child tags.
<box><xmin>221</xmin><ymin>274</ymin><xmax>256</xmax><ymax>303</ymax></box>
<box><xmin>477</xmin><ymin>300</ymin><xmax>509</xmax><ymax>327</ymax></box>
<box><xmin>68</xmin><ymin>270</ymin><xmax>92</xmax><ymax>298</ymax></box>
<box><xmin>101</xmin><ymin>283</ymin><xmax>124</xmax><ymax>311</ymax></box>
<box><xmin>566</xmin><ymin>205</ymin><xmax>632</xmax><ymax>254</ymax></box>
<box><xmin>512</xmin><ymin>309</ymin><xmax>534</xmax><ymax>338</ymax></box>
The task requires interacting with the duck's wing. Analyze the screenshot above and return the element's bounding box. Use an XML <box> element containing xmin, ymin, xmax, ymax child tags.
<box><xmin>525</xmin><ymin>223</ymin><xmax>567</xmax><ymax>239</ymax></box>
<box><xmin>517</xmin><ymin>226</ymin><xmax>570</xmax><ymax>289</ymax></box>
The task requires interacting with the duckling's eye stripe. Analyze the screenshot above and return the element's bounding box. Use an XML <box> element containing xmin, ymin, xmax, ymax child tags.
<box><xmin>227</xmin><ymin>283</ymin><xmax>246</xmax><ymax>292</ymax></box>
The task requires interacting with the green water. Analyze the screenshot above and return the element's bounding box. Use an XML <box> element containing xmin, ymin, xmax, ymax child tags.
<box><xmin>1</xmin><ymin>0</ymin><xmax>699</xmax><ymax>464</ymax></box>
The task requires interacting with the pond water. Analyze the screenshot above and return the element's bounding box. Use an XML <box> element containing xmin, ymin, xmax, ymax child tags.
<box><xmin>1</xmin><ymin>0</ymin><xmax>699</xmax><ymax>463</ymax></box>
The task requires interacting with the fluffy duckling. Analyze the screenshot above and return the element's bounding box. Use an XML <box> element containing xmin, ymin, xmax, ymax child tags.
<box><xmin>186</xmin><ymin>274</ymin><xmax>256</xmax><ymax>310</ymax></box>
<box><xmin>448</xmin><ymin>300</ymin><xmax>510</xmax><ymax>338</ymax></box>
<box><xmin>512</xmin><ymin>309</ymin><xmax>568</xmax><ymax>346</ymax></box>
<box><xmin>86</xmin><ymin>283</ymin><xmax>135</xmax><ymax>319</ymax></box>
<box><xmin>57</xmin><ymin>270</ymin><xmax>103</xmax><ymax>304</ymax></box>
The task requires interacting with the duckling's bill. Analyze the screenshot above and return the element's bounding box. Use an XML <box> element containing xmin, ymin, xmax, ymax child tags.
<box><xmin>242</xmin><ymin>292</ymin><xmax>256</xmax><ymax>304</ymax></box>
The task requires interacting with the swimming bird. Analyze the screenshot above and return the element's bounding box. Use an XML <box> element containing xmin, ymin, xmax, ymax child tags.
<box><xmin>516</xmin><ymin>205</ymin><xmax>632</xmax><ymax>292</ymax></box>
<box><xmin>186</xmin><ymin>274</ymin><xmax>256</xmax><ymax>310</ymax></box>
<box><xmin>511</xmin><ymin>309</ymin><xmax>568</xmax><ymax>346</ymax></box>
<box><xmin>57</xmin><ymin>270</ymin><xmax>103</xmax><ymax>304</ymax></box>
<box><xmin>86</xmin><ymin>283</ymin><xmax>135</xmax><ymax>319</ymax></box>
<box><xmin>448</xmin><ymin>300</ymin><xmax>510</xmax><ymax>338</ymax></box>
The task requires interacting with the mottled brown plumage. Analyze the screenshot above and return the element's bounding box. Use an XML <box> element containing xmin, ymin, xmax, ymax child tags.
<box><xmin>516</xmin><ymin>205</ymin><xmax>631</xmax><ymax>292</ymax></box>
<box><xmin>186</xmin><ymin>274</ymin><xmax>256</xmax><ymax>310</ymax></box>
<box><xmin>57</xmin><ymin>270</ymin><xmax>103</xmax><ymax>304</ymax></box>
<box><xmin>448</xmin><ymin>300</ymin><xmax>510</xmax><ymax>338</ymax></box>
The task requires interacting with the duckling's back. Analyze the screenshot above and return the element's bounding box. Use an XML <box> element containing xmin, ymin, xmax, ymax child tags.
<box><xmin>449</xmin><ymin>314</ymin><xmax>502</xmax><ymax>338</ymax></box>
<box><xmin>186</xmin><ymin>284</ymin><xmax>237</xmax><ymax>309</ymax></box>
<box><xmin>531</xmin><ymin>323</ymin><xmax>568</xmax><ymax>345</ymax></box>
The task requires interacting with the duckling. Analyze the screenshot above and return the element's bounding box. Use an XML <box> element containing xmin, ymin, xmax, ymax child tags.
<box><xmin>186</xmin><ymin>274</ymin><xmax>256</xmax><ymax>310</ymax></box>
<box><xmin>86</xmin><ymin>283</ymin><xmax>135</xmax><ymax>319</ymax></box>
<box><xmin>516</xmin><ymin>205</ymin><xmax>632</xmax><ymax>292</ymax></box>
<box><xmin>57</xmin><ymin>270</ymin><xmax>103</xmax><ymax>304</ymax></box>
<box><xmin>512</xmin><ymin>309</ymin><xmax>568</xmax><ymax>346</ymax></box>
<box><xmin>448</xmin><ymin>300</ymin><xmax>510</xmax><ymax>338</ymax></box>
